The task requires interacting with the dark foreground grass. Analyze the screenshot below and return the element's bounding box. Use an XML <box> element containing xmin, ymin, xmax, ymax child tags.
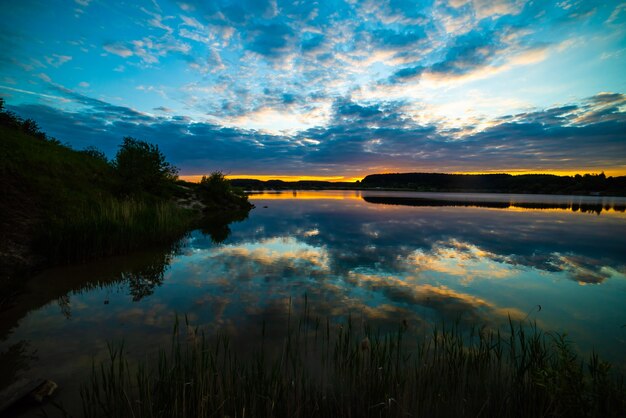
<box><xmin>39</xmin><ymin>198</ymin><xmax>195</xmax><ymax>263</ymax></box>
<box><xmin>81</xmin><ymin>308</ymin><xmax>625</xmax><ymax>418</ymax></box>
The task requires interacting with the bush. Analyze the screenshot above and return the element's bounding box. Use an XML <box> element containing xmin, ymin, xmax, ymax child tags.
<box><xmin>198</xmin><ymin>171</ymin><xmax>232</xmax><ymax>201</ymax></box>
<box><xmin>196</xmin><ymin>171</ymin><xmax>251</xmax><ymax>210</ymax></box>
<box><xmin>114</xmin><ymin>137</ymin><xmax>178</xmax><ymax>197</ymax></box>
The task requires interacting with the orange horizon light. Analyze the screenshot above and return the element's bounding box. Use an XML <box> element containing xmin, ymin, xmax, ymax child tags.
<box><xmin>178</xmin><ymin>169</ymin><xmax>626</xmax><ymax>183</ymax></box>
<box><xmin>179</xmin><ymin>174</ymin><xmax>364</xmax><ymax>183</ymax></box>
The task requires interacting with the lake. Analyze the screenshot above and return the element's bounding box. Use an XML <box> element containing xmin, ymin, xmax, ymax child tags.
<box><xmin>2</xmin><ymin>190</ymin><xmax>626</xmax><ymax>415</ymax></box>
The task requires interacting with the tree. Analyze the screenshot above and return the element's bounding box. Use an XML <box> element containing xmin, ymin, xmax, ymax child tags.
<box><xmin>114</xmin><ymin>137</ymin><xmax>178</xmax><ymax>197</ymax></box>
<box><xmin>196</xmin><ymin>171</ymin><xmax>252</xmax><ymax>210</ymax></box>
<box><xmin>198</xmin><ymin>171</ymin><xmax>232</xmax><ymax>199</ymax></box>
<box><xmin>81</xmin><ymin>145</ymin><xmax>108</xmax><ymax>163</ymax></box>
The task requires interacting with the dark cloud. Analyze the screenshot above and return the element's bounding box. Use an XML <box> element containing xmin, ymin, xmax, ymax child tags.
<box><xmin>334</xmin><ymin>99</ymin><xmax>385</xmax><ymax>120</ymax></box>
<box><xmin>300</xmin><ymin>33</ymin><xmax>325</xmax><ymax>53</ymax></box>
<box><xmin>590</xmin><ymin>92</ymin><xmax>625</xmax><ymax>104</ymax></box>
<box><xmin>6</xmin><ymin>89</ymin><xmax>626</xmax><ymax>176</ymax></box>
<box><xmin>246</xmin><ymin>21</ymin><xmax>294</xmax><ymax>57</ymax></box>
<box><xmin>178</xmin><ymin>0</ymin><xmax>325</xmax><ymax>60</ymax></box>
<box><xmin>388</xmin><ymin>65</ymin><xmax>425</xmax><ymax>82</ymax></box>
<box><xmin>432</xmin><ymin>32</ymin><xmax>499</xmax><ymax>75</ymax></box>
<box><xmin>385</xmin><ymin>27</ymin><xmax>504</xmax><ymax>84</ymax></box>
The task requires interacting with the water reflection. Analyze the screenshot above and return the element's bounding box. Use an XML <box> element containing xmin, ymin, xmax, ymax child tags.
<box><xmin>198</xmin><ymin>210</ymin><xmax>250</xmax><ymax>244</ymax></box>
<box><xmin>362</xmin><ymin>195</ymin><xmax>626</xmax><ymax>214</ymax></box>
<box><xmin>0</xmin><ymin>340</ymin><xmax>37</xmax><ymax>391</ymax></box>
<box><xmin>1</xmin><ymin>191</ymin><xmax>625</xmax><ymax>415</ymax></box>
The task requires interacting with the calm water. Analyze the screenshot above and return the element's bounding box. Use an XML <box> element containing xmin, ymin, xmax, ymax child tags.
<box><xmin>2</xmin><ymin>190</ymin><xmax>626</xmax><ymax>414</ymax></box>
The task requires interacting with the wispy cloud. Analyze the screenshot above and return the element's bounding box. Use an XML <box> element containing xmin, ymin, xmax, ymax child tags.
<box><xmin>1</xmin><ymin>0</ymin><xmax>624</xmax><ymax>175</ymax></box>
<box><xmin>103</xmin><ymin>43</ymin><xmax>133</xmax><ymax>58</ymax></box>
<box><xmin>45</xmin><ymin>54</ymin><xmax>73</xmax><ymax>67</ymax></box>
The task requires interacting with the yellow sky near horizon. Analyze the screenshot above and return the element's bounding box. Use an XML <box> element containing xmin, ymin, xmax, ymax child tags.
<box><xmin>179</xmin><ymin>169</ymin><xmax>626</xmax><ymax>183</ymax></box>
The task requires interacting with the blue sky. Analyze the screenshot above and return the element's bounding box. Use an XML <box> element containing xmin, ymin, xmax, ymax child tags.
<box><xmin>1</xmin><ymin>0</ymin><xmax>625</xmax><ymax>179</ymax></box>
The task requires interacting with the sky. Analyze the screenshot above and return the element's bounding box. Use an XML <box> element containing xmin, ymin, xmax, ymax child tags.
<box><xmin>1</xmin><ymin>0</ymin><xmax>625</xmax><ymax>180</ymax></box>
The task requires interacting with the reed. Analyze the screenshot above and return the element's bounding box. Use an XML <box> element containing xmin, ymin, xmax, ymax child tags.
<box><xmin>39</xmin><ymin>198</ymin><xmax>195</xmax><ymax>263</ymax></box>
<box><xmin>81</xmin><ymin>305</ymin><xmax>625</xmax><ymax>418</ymax></box>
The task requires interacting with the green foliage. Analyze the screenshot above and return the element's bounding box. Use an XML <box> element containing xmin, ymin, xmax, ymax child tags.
<box><xmin>0</xmin><ymin>102</ymin><xmax>196</xmax><ymax>276</ymax></box>
<box><xmin>81</xmin><ymin>310</ymin><xmax>626</xmax><ymax>418</ymax></box>
<box><xmin>198</xmin><ymin>171</ymin><xmax>231</xmax><ymax>200</ymax></box>
<box><xmin>39</xmin><ymin>199</ymin><xmax>194</xmax><ymax>263</ymax></box>
<box><xmin>0</xmin><ymin>97</ymin><xmax>56</xmax><ymax>142</ymax></box>
<box><xmin>81</xmin><ymin>145</ymin><xmax>108</xmax><ymax>163</ymax></box>
<box><xmin>1</xmin><ymin>99</ymin><xmax>253</xmax><ymax>279</ymax></box>
<box><xmin>114</xmin><ymin>136</ymin><xmax>179</xmax><ymax>197</ymax></box>
<box><xmin>197</xmin><ymin>171</ymin><xmax>252</xmax><ymax>209</ymax></box>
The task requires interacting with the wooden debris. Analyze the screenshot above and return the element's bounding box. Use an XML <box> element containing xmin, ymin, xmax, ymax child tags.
<box><xmin>30</xmin><ymin>379</ymin><xmax>58</xmax><ymax>403</ymax></box>
<box><xmin>0</xmin><ymin>378</ymin><xmax>44</xmax><ymax>413</ymax></box>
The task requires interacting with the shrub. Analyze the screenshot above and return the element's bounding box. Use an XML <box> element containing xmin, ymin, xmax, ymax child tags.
<box><xmin>114</xmin><ymin>136</ymin><xmax>178</xmax><ymax>197</ymax></box>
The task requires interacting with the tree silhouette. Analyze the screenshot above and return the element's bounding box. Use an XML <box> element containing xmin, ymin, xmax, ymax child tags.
<box><xmin>114</xmin><ymin>136</ymin><xmax>178</xmax><ymax>197</ymax></box>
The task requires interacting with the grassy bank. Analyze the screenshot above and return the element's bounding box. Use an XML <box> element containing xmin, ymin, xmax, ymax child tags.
<box><xmin>0</xmin><ymin>102</ymin><xmax>250</xmax><ymax>290</ymax></box>
<box><xmin>39</xmin><ymin>199</ymin><xmax>194</xmax><ymax>263</ymax></box>
<box><xmin>81</xmin><ymin>311</ymin><xmax>625</xmax><ymax>418</ymax></box>
<box><xmin>0</xmin><ymin>119</ymin><xmax>193</xmax><ymax>280</ymax></box>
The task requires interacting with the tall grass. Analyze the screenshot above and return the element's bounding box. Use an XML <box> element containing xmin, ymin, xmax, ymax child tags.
<box><xmin>39</xmin><ymin>198</ymin><xmax>195</xmax><ymax>263</ymax></box>
<box><xmin>81</xmin><ymin>304</ymin><xmax>625</xmax><ymax>418</ymax></box>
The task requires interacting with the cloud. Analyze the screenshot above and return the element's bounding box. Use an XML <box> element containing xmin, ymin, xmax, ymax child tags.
<box><xmin>73</xmin><ymin>0</ymin><xmax>92</xmax><ymax>17</ymax></box>
<box><xmin>37</xmin><ymin>73</ymin><xmax>52</xmax><ymax>83</ymax></box>
<box><xmin>6</xmin><ymin>87</ymin><xmax>625</xmax><ymax>177</ymax></box>
<box><xmin>104</xmin><ymin>35</ymin><xmax>191</xmax><ymax>65</ymax></box>
<box><xmin>551</xmin><ymin>254</ymin><xmax>613</xmax><ymax>285</ymax></box>
<box><xmin>385</xmin><ymin>27</ymin><xmax>546</xmax><ymax>86</ymax></box>
<box><xmin>180</xmin><ymin>15</ymin><xmax>204</xmax><ymax>30</ymax></box>
<box><xmin>141</xmin><ymin>7</ymin><xmax>174</xmax><ymax>34</ymax></box>
<box><xmin>2</xmin><ymin>0</ymin><xmax>624</xmax><ymax>177</ymax></box>
<box><xmin>246</xmin><ymin>22</ymin><xmax>294</xmax><ymax>58</ymax></box>
<box><xmin>430</xmin><ymin>30</ymin><xmax>500</xmax><ymax>75</ymax></box>
<box><xmin>345</xmin><ymin>271</ymin><xmax>519</xmax><ymax>323</ymax></box>
<box><xmin>606</xmin><ymin>2</ymin><xmax>626</xmax><ymax>24</ymax></box>
<box><xmin>45</xmin><ymin>54</ymin><xmax>72</xmax><ymax>67</ymax></box>
<box><xmin>103</xmin><ymin>43</ymin><xmax>133</xmax><ymax>58</ymax></box>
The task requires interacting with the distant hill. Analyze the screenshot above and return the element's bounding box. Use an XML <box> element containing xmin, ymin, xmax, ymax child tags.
<box><xmin>230</xmin><ymin>173</ymin><xmax>626</xmax><ymax>196</ymax></box>
<box><xmin>230</xmin><ymin>179</ymin><xmax>356</xmax><ymax>190</ymax></box>
<box><xmin>360</xmin><ymin>173</ymin><xmax>626</xmax><ymax>195</ymax></box>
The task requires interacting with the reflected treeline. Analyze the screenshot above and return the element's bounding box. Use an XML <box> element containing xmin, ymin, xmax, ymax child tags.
<box><xmin>0</xmin><ymin>340</ymin><xmax>37</xmax><ymax>392</ymax></box>
<box><xmin>122</xmin><ymin>241</ymin><xmax>181</xmax><ymax>302</ymax></box>
<box><xmin>197</xmin><ymin>210</ymin><xmax>250</xmax><ymax>244</ymax></box>
<box><xmin>362</xmin><ymin>196</ymin><xmax>626</xmax><ymax>214</ymax></box>
<box><xmin>0</xmin><ymin>213</ymin><xmax>251</xmax><ymax>343</ymax></box>
<box><xmin>0</xmin><ymin>241</ymin><xmax>180</xmax><ymax>342</ymax></box>
<box><xmin>236</xmin><ymin>196</ymin><xmax>626</xmax><ymax>287</ymax></box>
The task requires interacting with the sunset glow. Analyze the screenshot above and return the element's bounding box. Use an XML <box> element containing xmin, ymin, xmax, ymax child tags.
<box><xmin>1</xmin><ymin>0</ymin><xmax>624</xmax><ymax>177</ymax></box>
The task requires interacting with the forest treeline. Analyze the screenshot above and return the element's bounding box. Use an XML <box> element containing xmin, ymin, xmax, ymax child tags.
<box><xmin>230</xmin><ymin>179</ymin><xmax>356</xmax><ymax>190</ymax></box>
<box><xmin>361</xmin><ymin>172</ymin><xmax>626</xmax><ymax>195</ymax></box>
<box><xmin>232</xmin><ymin>173</ymin><xmax>626</xmax><ymax>196</ymax></box>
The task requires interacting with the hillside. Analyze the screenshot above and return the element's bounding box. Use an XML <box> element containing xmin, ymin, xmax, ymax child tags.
<box><xmin>0</xmin><ymin>119</ymin><xmax>118</xmax><ymax>278</ymax></box>
<box><xmin>0</xmin><ymin>103</ymin><xmax>251</xmax><ymax>292</ymax></box>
